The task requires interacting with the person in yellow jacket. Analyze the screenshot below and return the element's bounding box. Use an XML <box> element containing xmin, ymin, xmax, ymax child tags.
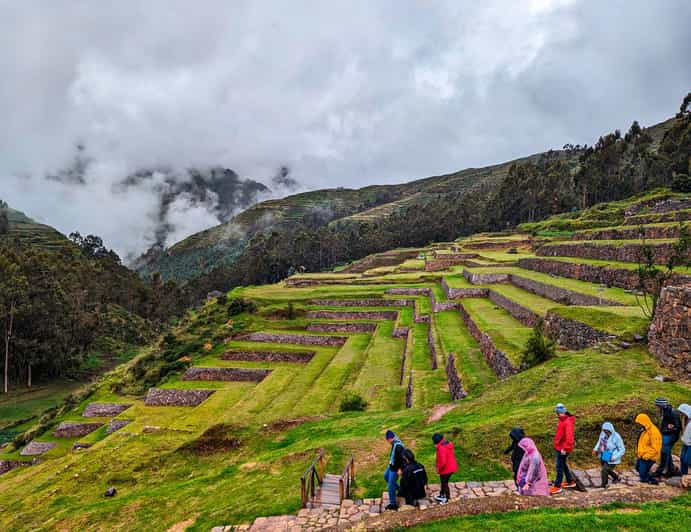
<box><xmin>635</xmin><ymin>413</ymin><xmax>662</xmax><ymax>484</ymax></box>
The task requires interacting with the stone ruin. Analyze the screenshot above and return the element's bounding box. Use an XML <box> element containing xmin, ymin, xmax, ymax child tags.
<box><xmin>240</xmin><ymin>332</ymin><xmax>347</xmax><ymax>346</ymax></box>
<box><xmin>107</xmin><ymin>419</ymin><xmax>132</xmax><ymax>434</ymax></box>
<box><xmin>20</xmin><ymin>441</ymin><xmax>56</xmax><ymax>456</ymax></box>
<box><xmin>82</xmin><ymin>403</ymin><xmax>132</xmax><ymax>418</ymax></box>
<box><xmin>221</xmin><ymin>350</ymin><xmax>315</xmax><ymax>363</ymax></box>
<box><xmin>53</xmin><ymin>422</ymin><xmax>104</xmax><ymax>438</ymax></box>
<box><xmin>306</xmin><ymin>322</ymin><xmax>377</xmax><ymax>333</ymax></box>
<box><xmin>144</xmin><ymin>388</ymin><xmax>215</xmax><ymax>407</ymax></box>
<box><xmin>182</xmin><ymin>367</ymin><xmax>271</xmax><ymax>382</ymax></box>
<box><xmin>306</xmin><ymin>310</ymin><xmax>398</xmax><ymax>320</ymax></box>
<box><xmin>648</xmin><ymin>285</ymin><xmax>690</xmax><ymax>378</ymax></box>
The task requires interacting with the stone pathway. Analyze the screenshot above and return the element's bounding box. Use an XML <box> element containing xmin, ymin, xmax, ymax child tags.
<box><xmin>211</xmin><ymin>470</ymin><xmax>688</xmax><ymax>531</ymax></box>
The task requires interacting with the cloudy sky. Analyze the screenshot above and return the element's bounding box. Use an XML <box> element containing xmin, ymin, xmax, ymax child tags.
<box><xmin>1</xmin><ymin>0</ymin><xmax>690</xmax><ymax>259</ymax></box>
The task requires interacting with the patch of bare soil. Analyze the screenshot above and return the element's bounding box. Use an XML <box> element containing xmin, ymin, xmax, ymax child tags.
<box><xmin>427</xmin><ymin>404</ymin><xmax>459</xmax><ymax>423</ymax></box>
<box><xmin>166</xmin><ymin>515</ymin><xmax>198</xmax><ymax>532</ymax></box>
<box><xmin>179</xmin><ymin>424</ymin><xmax>243</xmax><ymax>455</ymax></box>
<box><xmin>261</xmin><ymin>416</ymin><xmax>322</xmax><ymax>433</ymax></box>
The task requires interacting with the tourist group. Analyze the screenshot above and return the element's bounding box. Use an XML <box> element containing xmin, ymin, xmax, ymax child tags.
<box><xmin>381</xmin><ymin>398</ymin><xmax>691</xmax><ymax>510</ymax></box>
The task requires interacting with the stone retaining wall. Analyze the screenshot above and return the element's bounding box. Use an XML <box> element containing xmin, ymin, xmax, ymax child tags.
<box><xmin>445</xmin><ymin>353</ymin><xmax>467</xmax><ymax>400</ymax></box>
<box><xmin>464</xmin><ymin>239</ymin><xmax>532</xmax><ymax>249</ymax></box>
<box><xmin>53</xmin><ymin>422</ymin><xmax>103</xmax><ymax>438</ymax></box>
<box><xmin>182</xmin><ymin>367</ymin><xmax>271</xmax><ymax>382</ymax></box>
<box><xmin>463</xmin><ymin>269</ymin><xmax>510</xmax><ymax>285</ymax></box>
<box><xmin>441</xmin><ymin>277</ymin><xmax>489</xmax><ymax>299</ymax></box>
<box><xmin>432</xmin><ymin>251</ymin><xmax>479</xmax><ymax>259</ymax></box>
<box><xmin>0</xmin><ymin>460</ymin><xmax>31</xmax><ymax>476</ymax></box>
<box><xmin>488</xmin><ymin>290</ymin><xmax>540</xmax><ymax>327</ymax></box>
<box><xmin>648</xmin><ymin>285</ymin><xmax>691</xmax><ymax>378</ymax></box>
<box><xmin>107</xmin><ymin>419</ymin><xmax>132</xmax><ymax>434</ymax></box>
<box><xmin>427</xmin><ymin>323</ymin><xmax>438</xmax><ymax>370</ymax></box>
<box><xmin>392</xmin><ymin>326</ymin><xmax>409</xmax><ymax>338</ymax></box>
<box><xmin>306</xmin><ymin>322</ymin><xmax>377</xmax><ymax>333</ymax></box>
<box><xmin>306</xmin><ymin>310</ymin><xmax>398</xmax><ymax>320</ymax></box>
<box><xmin>623</xmin><ymin>210</ymin><xmax>691</xmax><ymax>225</ymax></box>
<box><xmin>405</xmin><ymin>372</ymin><xmax>413</xmax><ymax>408</ymax></box>
<box><xmin>543</xmin><ymin>311</ymin><xmax>615</xmax><ymax>350</ymax></box>
<box><xmin>241</xmin><ymin>332</ymin><xmax>347</xmax><ymax>346</ymax></box>
<box><xmin>20</xmin><ymin>441</ymin><xmax>56</xmax><ymax>456</ymax></box>
<box><xmin>429</xmin><ymin>288</ymin><xmax>459</xmax><ymax>312</ymax></box>
<box><xmin>537</xmin><ymin>242</ymin><xmax>690</xmax><ymax>266</ymax></box>
<box><xmin>311</xmin><ymin>299</ymin><xmax>414</xmax><ymax>308</ymax></box>
<box><xmin>221</xmin><ymin>350</ymin><xmax>315</xmax><ymax>363</ymax></box>
<box><xmin>385</xmin><ymin>288</ymin><xmax>431</xmax><ymax>296</ymax></box>
<box><xmin>144</xmin><ymin>388</ymin><xmax>215</xmax><ymax>407</ymax></box>
<box><xmin>425</xmin><ymin>258</ymin><xmax>465</xmax><ymax>271</ymax></box>
<box><xmin>458</xmin><ymin>304</ymin><xmax>518</xmax><ymax>379</ymax></box>
<box><xmin>572</xmin><ymin>225</ymin><xmax>681</xmax><ymax>241</ymax></box>
<box><xmin>83</xmin><ymin>403</ymin><xmax>132</xmax><ymax>418</ymax></box>
<box><xmin>510</xmin><ymin>274</ymin><xmax>621</xmax><ymax>306</ymax></box>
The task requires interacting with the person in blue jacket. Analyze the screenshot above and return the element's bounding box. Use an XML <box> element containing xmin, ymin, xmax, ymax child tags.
<box><xmin>592</xmin><ymin>421</ymin><xmax>625</xmax><ymax>488</ymax></box>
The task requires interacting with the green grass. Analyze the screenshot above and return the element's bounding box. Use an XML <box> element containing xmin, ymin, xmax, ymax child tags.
<box><xmin>551</xmin><ymin>306</ymin><xmax>650</xmax><ymax>340</ymax></box>
<box><xmin>407</xmin><ymin>493</ymin><xmax>691</xmax><ymax>531</ymax></box>
<box><xmin>0</xmin><ymin>381</ymin><xmax>84</xmax><ymax>433</ymax></box>
<box><xmin>525</xmin><ymin>255</ymin><xmax>691</xmax><ymax>275</ymax></box>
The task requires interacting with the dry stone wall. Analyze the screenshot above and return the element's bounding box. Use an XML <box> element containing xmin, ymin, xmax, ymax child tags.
<box><xmin>457</xmin><ymin>304</ymin><xmax>518</xmax><ymax>379</ymax></box>
<box><xmin>311</xmin><ymin>298</ymin><xmax>414</xmax><ymax>308</ymax></box>
<box><xmin>463</xmin><ymin>269</ymin><xmax>510</xmax><ymax>285</ymax></box>
<box><xmin>445</xmin><ymin>353</ymin><xmax>467</xmax><ymax>400</ymax></box>
<box><xmin>572</xmin><ymin>225</ymin><xmax>681</xmax><ymax>241</ymax></box>
<box><xmin>427</xmin><ymin>323</ymin><xmax>438</xmax><ymax>370</ymax></box>
<box><xmin>20</xmin><ymin>441</ymin><xmax>56</xmax><ymax>456</ymax></box>
<box><xmin>83</xmin><ymin>403</ymin><xmax>131</xmax><ymax>418</ymax></box>
<box><xmin>405</xmin><ymin>372</ymin><xmax>413</xmax><ymax>408</ymax></box>
<box><xmin>425</xmin><ymin>258</ymin><xmax>465</xmax><ymax>271</ymax></box>
<box><xmin>543</xmin><ymin>311</ymin><xmax>615</xmax><ymax>350</ymax></box>
<box><xmin>182</xmin><ymin>367</ymin><xmax>271</xmax><ymax>382</ymax></box>
<box><xmin>145</xmin><ymin>388</ymin><xmax>215</xmax><ymax>407</ymax></box>
<box><xmin>306</xmin><ymin>322</ymin><xmax>376</xmax><ymax>333</ymax></box>
<box><xmin>0</xmin><ymin>460</ymin><xmax>30</xmax><ymax>476</ymax></box>
<box><xmin>510</xmin><ymin>274</ymin><xmax>621</xmax><ymax>306</ymax></box>
<box><xmin>53</xmin><ymin>422</ymin><xmax>103</xmax><ymax>438</ymax></box>
<box><xmin>648</xmin><ymin>285</ymin><xmax>691</xmax><ymax>378</ymax></box>
<box><xmin>441</xmin><ymin>277</ymin><xmax>489</xmax><ymax>299</ymax></box>
<box><xmin>386</xmin><ymin>288</ymin><xmax>431</xmax><ymax>296</ymax></box>
<box><xmin>464</xmin><ymin>239</ymin><xmax>532</xmax><ymax>249</ymax></box>
<box><xmin>537</xmin><ymin>242</ymin><xmax>690</xmax><ymax>266</ymax></box>
<box><xmin>392</xmin><ymin>326</ymin><xmax>409</xmax><ymax>338</ymax></box>
<box><xmin>306</xmin><ymin>310</ymin><xmax>398</xmax><ymax>320</ymax></box>
<box><xmin>107</xmin><ymin>419</ymin><xmax>132</xmax><ymax>434</ymax></box>
<box><xmin>241</xmin><ymin>332</ymin><xmax>347</xmax><ymax>346</ymax></box>
<box><xmin>222</xmin><ymin>350</ymin><xmax>315</xmax><ymax>363</ymax></box>
<box><xmin>488</xmin><ymin>290</ymin><xmax>540</xmax><ymax>327</ymax></box>
<box><xmin>624</xmin><ymin>210</ymin><xmax>691</xmax><ymax>225</ymax></box>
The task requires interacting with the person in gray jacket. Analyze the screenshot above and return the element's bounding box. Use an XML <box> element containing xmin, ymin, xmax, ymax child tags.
<box><xmin>679</xmin><ymin>404</ymin><xmax>691</xmax><ymax>476</ymax></box>
<box><xmin>592</xmin><ymin>421</ymin><xmax>625</xmax><ymax>487</ymax></box>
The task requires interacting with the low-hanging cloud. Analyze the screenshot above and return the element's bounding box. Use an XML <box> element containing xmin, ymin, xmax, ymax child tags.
<box><xmin>1</xmin><ymin>1</ymin><xmax>690</xmax><ymax>258</ymax></box>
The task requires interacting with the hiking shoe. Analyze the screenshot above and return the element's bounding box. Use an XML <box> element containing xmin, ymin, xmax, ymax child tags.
<box><xmin>434</xmin><ymin>495</ymin><xmax>448</xmax><ymax>503</ymax></box>
<box><xmin>549</xmin><ymin>486</ymin><xmax>563</xmax><ymax>495</ymax></box>
<box><xmin>385</xmin><ymin>504</ymin><xmax>399</xmax><ymax>511</ymax></box>
<box><xmin>611</xmin><ymin>476</ymin><xmax>621</xmax><ymax>484</ymax></box>
<box><xmin>562</xmin><ymin>481</ymin><xmax>577</xmax><ymax>488</ymax></box>
<box><xmin>647</xmin><ymin>478</ymin><xmax>659</xmax><ymax>485</ymax></box>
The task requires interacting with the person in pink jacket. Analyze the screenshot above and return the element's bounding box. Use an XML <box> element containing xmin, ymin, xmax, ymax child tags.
<box><xmin>517</xmin><ymin>437</ymin><xmax>550</xmax><ymax>496</ymax></box>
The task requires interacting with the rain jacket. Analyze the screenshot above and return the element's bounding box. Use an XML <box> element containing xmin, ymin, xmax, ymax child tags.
<box><xmin>388</xmin><ymin>437</ymin><xmax>405</xmax><ymax>472</ymax></box>
<box><xmin>659</xmin><ymin>405</ymin><xmax>682</xmax><ymax>437</ymax></box>
<box><xmin>679</xmin><ymin>404</ymin><xmax>691</xmax><ymax>447</ymax></box>
<box><xmin>592</xmin><ymin>421</ymin><xmax>625</xmax><ymax>464</ymax></box>
<box><xmin>504</xmin><ymin>427</ymin><xmax>526</xmax><ymax>479</ymax></box>
<box><xmin>635</xmin><ymin>413</ymin><xmax>662</xmax><ymax>461</ymax></box>
<box><xmin>400</xmin><ymin>460</ymin><xmax>428</xmax><ymax>505</ymax></box>
<box><xmin>517</xmin><ymin>438</ymin><xmax>549</xmax><ymax>496</ymax></box>
<box><xmin>435</xmin><ymin>438</ymin><xmax>458</xmax><ymax>475</ymax></box>
<box><xmin>554</xmin><ymin>413</ymin><xmax>575</xmax><ymax>453</ymax></box>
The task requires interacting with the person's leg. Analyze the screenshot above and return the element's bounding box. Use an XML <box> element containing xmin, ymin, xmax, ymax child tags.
<box><xmin>563</xmin><ymin>453</ymin><xmax>574</xmax><ymax>483</ymax></box>
<box><xmin>386</xmin><ymin>470</ymin><xmax>398</xmax><ymax>507</ymax></box>
<box><xmin>681</xmin><ymin>444</ymin><xmax>690</xmax><ymax>476</ymax></box>
<box><xmin>608</xmin><ymin>464</ymin><xmax>620</xmax><ymax>482</ymax></box>
<box><xmin>639</xmin><ymin>459</ymin><xmax>653</xmax><ymax>482</ymax></box>
<box><xmin>600</xmin><ymin>461</ymin><xmax>608</xmax><ymax>488</ymax></box>
<box><xmin>554</xmin><ymin>452</ymin><xmax>564</xmax><ymax>487</ymax></box>
<box><xmin>444</xmin><ymin>473</ymin><xmax>453</xmax><ymax>499</ymax></box>
<box><xmin>657</xmin><ymin>435</ymin><xmax>672</xmax><ymax>476</ymax></box>
<box><xmin>438</xmin><ymin>474</ymin><xmax>448</xmax><ymax>500</ymax></box>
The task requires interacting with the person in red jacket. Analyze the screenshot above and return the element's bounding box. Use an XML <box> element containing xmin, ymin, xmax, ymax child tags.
<box><xmin>432</xmin><ymin>432</ymin><xmax>458</xmax><ymax>503</ymax></box>
<box><xmin>550</xmin><ymin>403</ymin><xmax>576</xmax><ymax>494</ymax></box>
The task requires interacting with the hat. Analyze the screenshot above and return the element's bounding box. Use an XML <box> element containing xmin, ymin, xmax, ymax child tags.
<box><xmin>385</xmin><ymin>430</ymin><xmax>395</xmax><ymax>440</ymax></box>
<box><xmin>432</xmin><ymin>433</ymin><xmax>443</xmax><ymax>444</ymax></box>
<box><xmin>655</xmin><ymin>398</ymin><xmax>670</xmax><ymax>408</ymax></box>
<box><xmin>555</xmin><ymin>403</ymin><xmax>567</xmax><ymax>414</ymax></box>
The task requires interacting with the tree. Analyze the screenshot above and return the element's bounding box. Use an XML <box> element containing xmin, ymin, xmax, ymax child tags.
<box><xmin>0</xmin><ymin>252</ymin><xmax>28</xmax><ymax>393</ymax></box>
<box><xmin>672</xmin><ymin>173</ymin><xmax>691</xmax><ymax>193</ymax></box>
<box><xmin>678</xmin><ymin>92</ymin><xmax>691</xmax><ymax>117</ymax></box>
<box><xmin>0</xmin><ymin>200</ymin><xmax>8</xmax><ymax>236</ymax></box>
<box><xmin>521</xmin><ymin>320</ymin><xmax>555</xmax><ymax>368</ymax></box>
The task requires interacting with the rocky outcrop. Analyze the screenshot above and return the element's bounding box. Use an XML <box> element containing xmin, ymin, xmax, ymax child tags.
<box><xmin>537</xmin><ymin>242</ymin><xmax>690</xmax><ymax>265</ymax></box>
<box><xmin>240</xmin><ymin>332</ymin><xmax>347</xmax><ymax>346</ymax></box>
<box><xmin>20</xmin><ymin>441</ymin><xmax>56</xmax><ymax>456</ymax></box>
<box><xmin>306</xmin><ymin>322</ymin><xmax>377</xmax><ymax>333</ymax></box>
<box><xmin>457</xmin><ymin>304</ymin><xmax>518</xmax><ymax>379</ymax></box>
<box><xmin>510</xmin><ymin>274</ymin><xmax>621</xmax><ymax>306</ymax></box>
<box><xmin>306</xmin><ymin>310</ymin><xmax>398</xmax><ymax>320</ymax></box>
<box><xmin>53</xmin><ymin>422</ymin><xmax>103</xmax><ymax>438</ymax></box>
<box><xmin>107</xmin><ymin>419</ymin><xmax>132</xmax><ymax>434</ymax></box>
<box><xmin>463</xmin><ymin>269</ymin><xmax>510</xmax><ymax>285</ymax></box>
<box><xmin>82</xmin><ymin>403</ymin><xmax>132</xmax><ymax>418</ymax></box>
<box><xmin>222</xmin><ymin>350</ymin><xmax>315</xmax><ymax>363</ymax></box>
<box><xmin>488</xmin><ymin>290</ymin><xmax>540</xmax><ymax>327</ymax></box>
<box><xmin>445</xmin><ymin>354</ymin><xmax>467</xmax><ymax>400</ymax></box>
<box><xmin>648</xmin><ymin>285</ymin><xmax>691</xmax><ymax>378</ymax></box>
<box><xmin>144</xmin><ymin>388</ymin><xmax>215</xmax><ymax>407</ymax></box>
<box><xmin>441</xmin><ymin>277</ymin><xmax>489</xmax><ymax>299</ymax></box>
<box><xmin>543</xmin><ymin>311</ymin><xmax>615</xmax><ymax>350</ymax></box>
<box><xmin>182</xmin><ymin>367</ymin><xmax>271</xmax><ymax>382</ymax></box>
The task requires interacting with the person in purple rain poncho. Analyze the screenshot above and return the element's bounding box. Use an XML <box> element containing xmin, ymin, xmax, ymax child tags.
<box><xmin>517</xmin><ymin>437</ymin><xmax>550</xmax><ymax>496</ymax></box>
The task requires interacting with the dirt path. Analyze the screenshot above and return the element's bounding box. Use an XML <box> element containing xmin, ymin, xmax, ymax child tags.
<box><xmin>426</xmin><ymin>403</ymin><xmax>458</xmax><ymax>423</ymax></box>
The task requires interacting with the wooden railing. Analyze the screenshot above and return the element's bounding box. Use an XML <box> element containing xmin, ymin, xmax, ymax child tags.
<box><xmin>300</xmin><ymin>449</ymin><xmax>325</xmax><ymax>508</ymax></box>
<box><xmin>339</xmin><ymin>456</ymin><xmax>356</xmax><ymax>501</ymax></box>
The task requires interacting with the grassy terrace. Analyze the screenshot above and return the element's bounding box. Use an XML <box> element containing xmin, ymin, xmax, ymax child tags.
<box><xmin>470</xmin><ymin>250</ymin><xmax>533</xmax><ymax>262</ymax></box>
<box><xmin>545</xmin><ymin>237</ymin><xmax>681</xmax><ymax>246</ymax></box>
<box><xmin>460</xmin><ymin>298</ymin><xmax>531</xmax><ymax>365</ymax></box>
<box><xmin>443</xmin><ymin>274</ymin><xmax>477</xmax><ymax>288</ymax></box>
<box><xmin>464</xmin><ymin>266</ymin><xmax>641</xmax><ymax>305</ymax></box>
<box><xmin>523</xmin><ymin>255</ymin><xmax>691</xmax><ymax>275</ymax></box>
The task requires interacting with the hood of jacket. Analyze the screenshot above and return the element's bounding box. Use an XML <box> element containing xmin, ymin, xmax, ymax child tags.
<box><xmin>518</xmin><ymin>437</ymin><xmax>538</xmax><ymax>454</ymax></box>
<box><xmin>678</xmin><ymin>404</ymin><xmax>691</xmax><ymax>419</ymax></box>
<box><xmin>635</xmin><ymin>413</ymin><xmax>654</xmax><ymax>430</ymax></box>
<box><xmin>510</xmin><ymin>427</ymin><xmax>525</xmax><ymax>441</ymax></box>
<box><xmin>602</xmin><ymin>421</ymin><xmax>615</xmax><ymax>433</ymax></box>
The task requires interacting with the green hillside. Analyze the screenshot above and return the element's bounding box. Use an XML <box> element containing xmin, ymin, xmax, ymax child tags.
<box><xmin>0</xmin><ymin>204</ymin><xmax>71</xmax><ymax>251</ymax></box>
<box><xmin>2</xmin><ymin>193</ymin><xmax>689</xmax><ymax>530</ymax></box>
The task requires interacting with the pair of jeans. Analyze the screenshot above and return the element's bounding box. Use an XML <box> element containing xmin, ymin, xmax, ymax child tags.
<box><xmin>658</xmin><ymin>434</ymin><xmax>678</xmax><ymax>476</ymax></box>
<box><xmin>681</xmin><ymin>444</ymin><xmax>691</xmax><ymax>476</ymax></box>
<box><xmin>439</xmin><ymin>473</ymin><xmax>453</xmax><ymax>500</ymax></box>
<box><xmin>554</xmin><ymin>451</ymin><xmax>574</xmax><ymax>487</ymax></box>
<box><xmin>600</xmin><ymin>461</ymin><xmax>619</xmax><ymax>487</ymax></box>
<box><xmin>637</xmin><ymin>458</ymin><xmax>655</xmax><ymax>482</ymax></box>
<box><xmin>384</xmin><ymin>469</ymin><xmax>398</xmax><ymax>506</ymax></box>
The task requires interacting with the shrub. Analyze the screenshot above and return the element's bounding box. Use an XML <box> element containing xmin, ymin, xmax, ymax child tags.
<box><xmin>286</xmin><ymin>302</ymin><xmax>296</xmax><ymax>320</ymax></box>
<box><xmin>521</xmin><ymin>320</ymin><xmax>555</xmax><ymax>368</ymax></box>
<box><xmin>227</xmin><ymin>298</ymin><xmax>257</xmax><ymax>316</ymax></box>
<box><xmin>671</xmin><ymin>173</ymin><xmax>691</xmax><ymax>193</ymax></box>
<box><xmin>339</xmin><ymin>393</ymin><xmax>368</xmax><ymax>412</ymax></box>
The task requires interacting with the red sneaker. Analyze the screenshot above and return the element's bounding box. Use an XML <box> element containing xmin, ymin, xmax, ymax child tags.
<box><xmin>562</xmin><ymin>481</ymin><xmax>577</xmax><ymax>488</ymax></box>
<box><xmin>550</xmin><ymin>486</ymin><xmax>563</xmax><ymax>495</ymax></box>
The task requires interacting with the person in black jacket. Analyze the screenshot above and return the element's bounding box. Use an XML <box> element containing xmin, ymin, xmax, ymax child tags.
<box><xmin>384</xmin><ymin>430</ymin><xmax>405</xmax><ymax>510</ymax></box>
<box><xmin>399</xmin><ymin>449</ymin><xmax>428</xmax><ymax>506</ymax></box>
<box><xmin>504</xmin><ymin>427</ymin><xmax>526</xmax><ymax>487</ymax></box>
<box><xmin>654</xmin><ymin>398</ymin><xmax>682</xmax><ymax>478</ymax></box>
